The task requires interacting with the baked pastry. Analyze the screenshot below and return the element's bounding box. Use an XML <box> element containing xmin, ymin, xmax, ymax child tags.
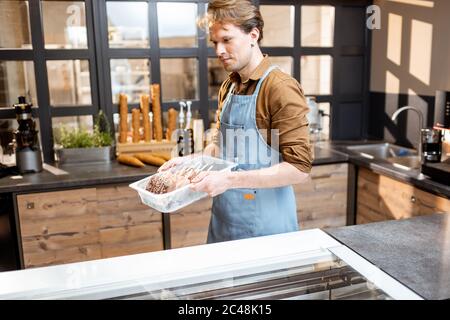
<box><xmin>145</xmin><ymin>166</ymin><xmax>201</xmax><ymax>194</ymax></box>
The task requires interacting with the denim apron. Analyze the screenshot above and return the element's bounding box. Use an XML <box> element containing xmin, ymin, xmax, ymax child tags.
<box><xmin>207</xmin><ymin>66</ymin><xmax>299</xmax><ymax>243</ymax></box>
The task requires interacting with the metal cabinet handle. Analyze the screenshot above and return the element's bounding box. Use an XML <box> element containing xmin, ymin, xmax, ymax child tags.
<box><xmin>26</xmin><ymin>202</ymin><xmax>35</xmax><ymax>209</ymax></box>
<box><xmin>410</xmin><ymin>196</ymin><xmax>416</xmax><ymax>203</ymax></box>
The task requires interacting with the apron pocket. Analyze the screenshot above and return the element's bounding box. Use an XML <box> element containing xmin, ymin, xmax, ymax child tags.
<box><xmin>213</xmin><ymin>188</ymin><xmax>258</xmax><ymax>229</ymax></box>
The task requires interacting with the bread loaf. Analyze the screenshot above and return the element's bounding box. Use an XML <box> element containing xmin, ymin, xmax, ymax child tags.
<box><xmin>134</xmin><ymin>153</ymin><xmax>167</xmax><ymax>167</ymax></box>
<box><xmin>132</xmin><ymin>108</ymin><xmax>141</xmax><ymax>143</ymax></box>
<box><xmin>151</xmin><ymin>84</ymin><xmax>163</xmax><ymax>142</ymax></box>
<box><xmin>150</xmin><ymin>152</ymin><xmax>171</xmax><ymax>161</ymax></box>
<box><xmin>117</xmin><ymin>154</ymin><xmax>145</xmax><ymax>167</ymax></box>
<box><xmin>140</xmin><ymin>94</ymin><xmax>152</xmax><ymax>142</ymax></box>
<box><xmin>119</xmin><ymin>93</ymin><xmax>128</xmax><ymax>143</ymax></box>
<box><xmin>167</xmin><ymin>107</ymin><xmax>178</xmax><ymax>141</ymax></box>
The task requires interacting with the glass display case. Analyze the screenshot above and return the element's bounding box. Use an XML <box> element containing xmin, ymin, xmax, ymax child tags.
<box><xmin>0</xmin><ymin>229</ymin><xmax>422</xmax><ymax>300</ymax></box>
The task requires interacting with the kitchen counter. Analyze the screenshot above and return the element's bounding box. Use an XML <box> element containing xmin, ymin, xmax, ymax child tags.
<box><xmin>326</xmin><ymin>212</ymin><xmax>450</xmax><ymax>300</ymax></box>
<box><xmin>317</xmin><ymin>141</ymin><xmax>450</xmax><ymax>199</ymax></box>
<box><xmin>0</xmin><ymin>146</ymin><xmax>348</xmax><ymax>194</ymax></box>
<box><xmin>0</xmin><ymin>161</ymin><xmax>158</xmax><ymax>193</ymax></box>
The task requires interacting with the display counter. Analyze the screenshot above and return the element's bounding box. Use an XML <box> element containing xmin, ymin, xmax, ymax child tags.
<box><xmin>0</xmin><ymin>229</ymin><xmax>421</xmax><ymax>300</ymax></box>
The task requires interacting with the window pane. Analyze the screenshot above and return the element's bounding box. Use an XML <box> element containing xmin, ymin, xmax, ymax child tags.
<box><xmin>110</xmin><ymin>59</ymin><xmax>151</xmax><ymax>104</ymax></box>
<box><xmin>42</xmin><ymin>1</ymin><xmax>88</xmax><ymax>49</ymax></box>
<box><xmin>47</xmin><ymin>60</ymin><xmax>91</xmax><ymax>106</ymax></box>
<box><xmin>52</xmin><ymin>115</ymin><xmax>93</xmax><ymax>149</ymax></box>
<box><xmin>157</xmin><ymin>3</ymin><xmax>197</xmax><ymax>48</ymax></box>
<box><xmin>317</xmin><ymin>102</ymin><xmax>330</xmax><ymax>141</ymax></box>
<box><xmin>0</xmin><ymin>1</ymin><xmax>31</xmax><ymax>49</ymax></box>
<box><xmin>301</xmin><ymin>6</ymin><xmax>335</xmax><ymax>47</ymax></box>
<box><xmin>270</xmin><ymin>56</ymin><xmax>293</xmax><ymax>76</ymax></box>
<box><xmin>301</xmin><ymin>55</ymin><xmax>332</xmax><ymax>95</ymax></box>
<box><xmin>260</xmin><ymin>5</ymin><xmax>294</xmax><ymax>47</ymax></box>
<box><xmin>0</xmin><ymin>61</ymin><xmax>36</xmax><ymax>108</ymax></box>
<box><xmin>107</xmin><ymin>1</ymin><xmax>149</xmax><ymax>48</ymax></box>
<box><xmin>208</xmin><ymin>58</ymin><xmax>228</xmax><ymax>100</ymax></box>
<box><xmin>0</xmin><ymin>119</ymin><xmax>18</xmax><ymax>165</ymax></box>
<box><xmin>161</xmin><ymin>58</ymin><xmax>198</xmax><ymax>101</ymax></box>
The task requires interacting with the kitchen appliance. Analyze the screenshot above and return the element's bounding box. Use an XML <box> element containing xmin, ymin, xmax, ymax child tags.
<box><xmin>14</xmin><ymin>96</ymin><xmax>43</xmax><ymax>174</ymax></box>
<box><xmin>434</xmin><ymin>90</ymin><xmax>450</xmax><ymax>129</ymax></box>
<box><xmin>420</xmin><ymin>128</ymin><xmax>442</xmax><ymax>163</ymax></box>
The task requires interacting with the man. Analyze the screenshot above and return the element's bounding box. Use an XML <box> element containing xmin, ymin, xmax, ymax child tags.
<box><xmin>159</xmin><ymin>0</ymin><xmax>313</xmax><ymax>243</ymax></box>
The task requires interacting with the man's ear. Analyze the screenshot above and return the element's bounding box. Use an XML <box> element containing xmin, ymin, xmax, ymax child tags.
<box><xmin>249</xmin><ymin>27</ymin><xmax>260</xmax><ymax>42</ymax></box>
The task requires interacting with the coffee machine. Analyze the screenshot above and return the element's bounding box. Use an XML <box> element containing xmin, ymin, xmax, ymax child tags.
<box><xmin>14</xmin><ymin>96</ymin><xmax>43</xmax><ymax>173</ymax></box>
<box><xmin>421</xmin><ymin>90</ymin><xmax>450</xmax><ymax>185</ymax></box>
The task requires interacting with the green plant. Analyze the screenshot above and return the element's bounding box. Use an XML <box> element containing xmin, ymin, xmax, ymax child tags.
<box><xmin>56</xmin><ymin>111</ymin><xmax>113</xmax><ymax>148</ymax></box>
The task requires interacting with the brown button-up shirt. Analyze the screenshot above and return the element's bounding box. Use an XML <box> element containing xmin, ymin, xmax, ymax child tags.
<box><xmin>213</xmin><ymin>55</ymin><xmax>313</xmax><ymax>173</ymax></box>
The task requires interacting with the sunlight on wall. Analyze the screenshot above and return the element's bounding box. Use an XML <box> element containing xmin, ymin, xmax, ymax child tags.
<box><xmin>385</xmin><ymin>70</ymin><xmax>400</xmax><ymax>94</ymax></box>
<box><xmin>387</xmin><ymin>13</ymin><xmax>402</xmax><ymax>66</ymax></box>
<box><xmin>387</xmin><ymin>0</ymin><xmax>434</xmax><ymax>8</ymax></box>
<box><xmin>409</xmin><ymin>19</ymin><xmax>433</xmax><ymax>85</ymax></box>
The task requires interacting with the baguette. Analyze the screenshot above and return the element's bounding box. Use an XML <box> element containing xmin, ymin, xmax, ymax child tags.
<box><xmin>151</xmin><ymin>84</ymin><xmax>163</xmax><ymax>142</ymax></box>
<box><xmin>134</xmin><ymin>153</ymin><xmax>167</xmax><ymax>167</ymax></box>
<box><xmin>119</xmin><ymin>93</ymin><xmax>128</xmax><ymax>143</ymax></box>
<box><xmin>150</xmin><ymin>152</ymin><xmax>171</xmax><ymax>161</ymax></box>
<box><xmin>140</xmin><ymin>94</ymin><xmax>152</xmax><ymax>142</ymax></box>
<box><xmin>117</xmin><ymin>154</ymin><xmax>145</xmax><ymax>167</ymax></box>
<box><xmin>167</xmin><ymin>107</ymin><xmax>177</xmax><ymax>141</ymax></box>
<box><xmin>132</xmin><ymin>108</ymin><xmax>141</xmax><ymax>143</ymax></box>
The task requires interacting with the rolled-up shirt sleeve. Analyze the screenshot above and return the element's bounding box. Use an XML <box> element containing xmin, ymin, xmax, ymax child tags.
<box><xmin>266</xmin><ymin>78</ymin><xmax>313</xmax><ymax>173</ymax></box>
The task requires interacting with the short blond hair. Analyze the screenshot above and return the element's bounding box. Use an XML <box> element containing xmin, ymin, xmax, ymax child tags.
<box><xmin>199</xmin><ymin>0</ymin><xmax>264</xmax><ymax>43</ymax></box>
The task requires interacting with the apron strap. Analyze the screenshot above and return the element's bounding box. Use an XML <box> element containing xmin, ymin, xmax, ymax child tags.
<box><xmin>253</xmin><ymin>65</ymin><xmax>278</xmax><ymax>97</ymax></box>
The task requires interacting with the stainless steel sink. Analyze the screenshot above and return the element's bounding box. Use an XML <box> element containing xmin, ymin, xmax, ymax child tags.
<box><xmin>386</xmin><ymin>156</ymin><xmax>421</xmax><ymax>170</ymax></box>
<box><xmin>346</xmin><ymin>143</ymin><xmax>420</xmax><ymax>170</ymax></box>
<box><xmin>346</xmin><ymin>143</ymin><xmax>417</xmax><ymax>159</ymax></box>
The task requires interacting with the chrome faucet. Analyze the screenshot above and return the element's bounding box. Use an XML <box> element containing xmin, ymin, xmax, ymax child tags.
<box><xmin>391</xmin><ymin>106</ymin><xmax>424</xmax><ymax>159</ymax></box>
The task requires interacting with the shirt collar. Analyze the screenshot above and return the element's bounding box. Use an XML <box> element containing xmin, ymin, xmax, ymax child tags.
<box><xmin>229</xmin><ymin>54</ymin><xmax>271</xmax><ymax>84</ymax></box>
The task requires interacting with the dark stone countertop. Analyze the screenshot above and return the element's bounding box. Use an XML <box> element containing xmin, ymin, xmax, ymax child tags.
<box><xmin>318</xmin><ymin>140</ymin><xmax>450</xmax><ymax>199</ymax></box>
<box><xmin>325</xmin><ymin>213</ymin><xmax>450</xmax><ymax>300</ymax></box>
<box><xmin>0</xmin><ymin>146</ymin><xmax>348</xmax><ymax>194</ymax></box>
<box><xmin>0</xmin><ymin>161</ymin><xmax>158</xmax><ymax>194</ymax></box>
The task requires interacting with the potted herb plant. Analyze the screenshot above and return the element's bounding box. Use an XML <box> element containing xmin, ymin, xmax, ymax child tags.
<box><xmin>54</xmin><ymin>111</ymin><xmax>114</xmax><ymax>164</ymax></box>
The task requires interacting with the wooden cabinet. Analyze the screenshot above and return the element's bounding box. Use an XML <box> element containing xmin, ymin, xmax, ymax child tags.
<box><xmin>294</xmin><ymin>163</ymin><xmax>348</xmax><ymax>230</ymax></box>
<box><xmin>17</xmin><ymin>184</ymin><xmax>163</xmax><ymax>268</ymax></box>
<box><xmin>96</xmin><ymin>185</ymin><xmax>163</xmax><ymax>258</ymax></box>
<box><xmin>357</xmin><ymin>167</ymin><xmax>450</xmax><ymax>224</ymax></box>
<box><xmin>170</xmin><ymin>197</ymin><xmax>212</xmax><ymax>249</ymax></box>
<box><xmin>17</xmin><ymin>188</ymin><xmax>101</xmax><ymax>268</ymax></box>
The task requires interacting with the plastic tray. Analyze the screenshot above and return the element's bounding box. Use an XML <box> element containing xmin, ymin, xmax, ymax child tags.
<box><xmin>129</xmin><ymin>155</ymin><xmax>237</xmax><ymax>213</ymax></box>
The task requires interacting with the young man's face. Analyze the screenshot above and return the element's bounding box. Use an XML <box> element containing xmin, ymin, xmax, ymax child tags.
<box><xmin>209</xmin><ymin>22</ymin><xmax>255</xmax><ymax>73</ymax></box>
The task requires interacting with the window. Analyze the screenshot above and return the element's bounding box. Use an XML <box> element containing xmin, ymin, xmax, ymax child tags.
<box><xmin>301</xmin><ymin>6</ymin><xmax>335</xmax><ymax>47</ymax></box>
<box><xmin>42</xmin><ymin>1</ymin><xmax>88</xmax><ymax>49</ymax></box>
<box><xmin>47</xmin><ymin>60</ymin><xmax>91</xmax><ymax>106</ymax></box>
<box><xmin>110</xmin><ymin>59</ymin><xmax>151</xmax><ymax>104</ymax></box>
<box><xmin>157</xmin><ymin>2</ymin><xmax>198</xmax><ymax>48</ymax></box>
<box><xmin>260</xmin><ymin>5</ymin><xmax>294</xmax><ymax>47</ymax></box>
<box><xmin>107</xmin><ymin>1</ymin><xmax>149</xmax><ymax>48</ymax></box>
<box><xmin>0</xmin><ymin>61</ymin><xmax>37</xmax><ymax>108</ymax></box>
<box><xmin>161</xmin><ymin>58</ymin><xmax>198</xmax><ymax>101</ymax></box>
